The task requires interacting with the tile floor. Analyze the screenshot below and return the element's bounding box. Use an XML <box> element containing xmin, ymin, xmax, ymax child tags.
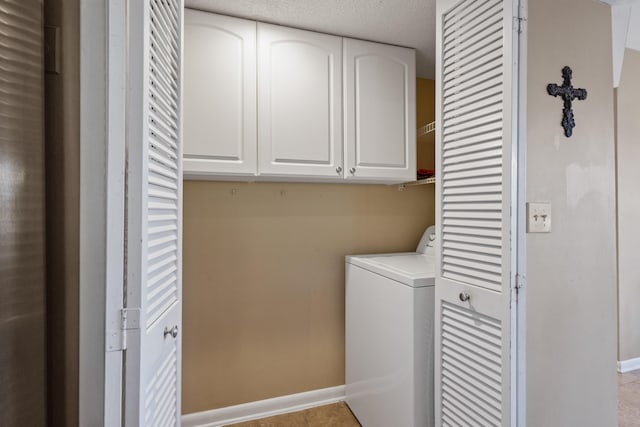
<box><xmin>226</xmin><ymin>402</ymin><xmax>360</xmax><ymax>427</ymax></box>
<box><xmin>228</xmin><ymin>374</ymin><xmax>640</xmax><ymax>427</ymax></box>
<box><xmin>619</xmin><ymin>369</ymin><xmax>640</xmax><ymax>427</ymax></box>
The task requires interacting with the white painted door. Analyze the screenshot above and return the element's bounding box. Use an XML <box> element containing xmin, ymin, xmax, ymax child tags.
<box><xmin>258</xmin><ymin>23</ymin><xmax>343</xmax><ymax>179</ymax></box>
<box><xmin>435</xmin><ymin>0</ymin><xmax>521</xmax><ymax>425</ymax></box>
<box><xmin>183</xmin><ymin>10</ymin><xmax>257</xmax><ymax>178</ymax></box>
<box><xmin>125</xmin><ymin>0</ymin><xmax>183</xmax><ymax>425</ymax></box>
<box><xmin>344</xmin><ymin>39</ymin><xmax>416</xmax><ymax>183</ymax></box>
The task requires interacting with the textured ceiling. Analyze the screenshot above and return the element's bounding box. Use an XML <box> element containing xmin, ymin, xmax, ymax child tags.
<box><xmin>184</xmin><ymin>0</ymin><xmax>437</xmax><ymax>79</ymax></box>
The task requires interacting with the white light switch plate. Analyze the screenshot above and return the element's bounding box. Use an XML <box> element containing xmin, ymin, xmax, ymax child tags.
<box><xmin>527</xmin><ymin>202</ymin><xmax>551</xmax><ymax>233</ymax></box>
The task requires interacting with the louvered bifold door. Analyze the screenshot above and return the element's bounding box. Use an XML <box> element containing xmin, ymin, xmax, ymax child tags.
<box><xmin>125</xmin><ymin>0</ymin><xmax>183</xmax><ymax>426</ymax></box>
<box><xmin>435</xmin><ymin>0</ymin><xmax>519</xmax><ymax>426</ymax></box>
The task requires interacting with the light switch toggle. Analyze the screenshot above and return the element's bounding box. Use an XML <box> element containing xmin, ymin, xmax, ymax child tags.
<box><xmin>527</xmin><ymin>202</ymin><xmax>552</xmax><ymax>233</ymax></box>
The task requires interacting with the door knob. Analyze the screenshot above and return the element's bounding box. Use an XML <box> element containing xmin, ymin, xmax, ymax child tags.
<box><xmin>349</xmin><ymin>167</ymin><xmax>356</xmax><ymax>174</ymax></box>
<box><xmin>459</xmin><ymin>292</ymin><xmax>470</xmax><ymax>302</ymax></box>
<box><xmin>336</xmin><ymin>166</ymin><xmax>342</xmax><ymax>174</ymax></box>
<box><xmin>164</xmin><ymin>325</ymin><xmax>179</xmax><ymax>339</ymax></box>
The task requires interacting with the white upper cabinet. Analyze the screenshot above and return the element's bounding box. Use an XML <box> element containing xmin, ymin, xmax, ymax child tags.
<box><xmin>344</xmin><ymin>38</ymin><xmax>416</xmax><ymax>183</ymax></box>
<box><xmin>258</xmin><ymin>23</ymin><xmax>343</xmax><ymax>179</ymax></box>
<box><xmin>182</xmin><ymin>11</ymin><xmax>417</xmax><ymax>184</ymax></box>
<box><xmin>183</xmin><ymin>10</ymin><xmax>257</xmax><ymax>178</ymax></box>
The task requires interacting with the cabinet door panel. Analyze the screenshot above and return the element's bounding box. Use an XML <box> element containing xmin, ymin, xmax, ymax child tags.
<box><xmin>259</xmin><ymin>24</ymin><xmax>343</xmax><ymax>178</ymax></box>
<box><xmin>345</xmin><ymin>39</ymin><xmax>416</xmax><ymax>183</ymax></box>
<box><xmin>183</xmin><ymin>10</ymin><xmax>257</xmax><ymax>177</ymax></box>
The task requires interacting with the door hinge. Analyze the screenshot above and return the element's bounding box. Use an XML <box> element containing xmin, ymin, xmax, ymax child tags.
<box><xmin>105</xmin><ymin>308</ymin><xmax>140</xmax><ymax>352</ymax></box>
<box><xmin>513</xmin><ymin>16</ymin><xmax>527</xmax><ymax>34</ymax></box>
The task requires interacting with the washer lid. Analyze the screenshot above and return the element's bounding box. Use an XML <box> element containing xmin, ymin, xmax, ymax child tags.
<box><xmin>346</xmin><ymin>252</ymin><xmax>435</xmax><ymax>287</ymax></box>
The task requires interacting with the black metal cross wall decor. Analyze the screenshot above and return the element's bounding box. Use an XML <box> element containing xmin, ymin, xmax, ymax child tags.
<box><xmin>547</xmin><ymin>66</ymin><xmax>588</xmax><ymax>138</ymax></box>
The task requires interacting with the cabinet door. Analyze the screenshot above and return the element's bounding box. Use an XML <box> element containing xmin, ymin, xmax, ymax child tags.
<box><xmin>258</xmin><ymin>23</ymin><xmax>343</xmax><ymax>179</ymax></box>
<box><xmin>183</xmin><ymin>10</ymin><xmax>257</xmax><ymax>178</ymax></box>
<box><xmin>344</xmin><ymin>39</ymin><xmax>416</xmax><ymax>183</ymax></box>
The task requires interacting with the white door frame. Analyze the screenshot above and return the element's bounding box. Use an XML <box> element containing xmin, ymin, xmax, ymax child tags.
<box><xmin>515</xmin><ymin>1</ymin><xmax>528</xmax><ymax>426</ymax></box>
<box><xmin>78</xmin><ymin>0</ymin><xmax>128</xmax><ymax>424</ymax></box>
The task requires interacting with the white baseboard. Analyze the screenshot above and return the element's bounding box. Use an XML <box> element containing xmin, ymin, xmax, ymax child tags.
<box><xmin>618</xmin><ymin>357</ymin><xmax>640</xmax><ymax>373</ymax></box>
<box><xmin>181</xmin><ymin>385</ymin><xmax>346</xmax><ymax>427</ymax></box>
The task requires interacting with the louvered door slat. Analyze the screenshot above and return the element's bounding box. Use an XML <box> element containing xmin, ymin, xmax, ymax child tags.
<box><xmin>436</xmin><ymin>0</ymin><xmax>519</xmax><ymax>424</ymax></box>
<box><xmin>150</xmin><ymin>48</ymin><xmax>179</xmax><ymax>88</ymax></box>
<box><xmin>441</xmin><ymin>0</ymin><xmax>506</xmax><ymax>295</ymax></box>
<box><xmin>150</xmin><ymin>127</ymin><xmax>178</xmax><ymax>156</ymax></box>
<box><xmin>443</xmin><ymin>0</ymin><xmax>499</xmax><ymax>34</ymax></box>
<box><xmin>443</xmin><ymin>241</ymin><xmax>501</xmax><ymax>257</ymax></box>
<box><xmin>444</xmin><ymin>109</ymin><xmax>503</xmax><ymax>136</ymax></box>
<box><xmin>445</xmin><ymin>92</ymin><xmax>503</xmax><ymax>120</ymax></box>
<box><xmin>440</xmin><ymin>301</ymin><xmax>503</xmax><ymax>425</ymax></box>
<box><xmin>151</xmin><ymin>52</ymin><xmax>179</xmax><ymax>89</ymax></box>
<box><xmin>442</xmin><ymin>360</ymin><xmax>502</xmax><ymax>401</ymax></box>
<box><xmin>442</xmin><ymin>325</ymin><xmax>502</xmax><ymax>356</ymax></box>
<box><xmin>444</xmin><ymin>167</ymin><xmax>503</xmax><ymax>181</ymax></box>
<box><xmin>442</xmin><ymin>378</ymin><xmax>501</xmax><ymax>423</ymax></box>
<box><xmin>443</xmin><ymin>90</ymin><xmax>502</xmax><ymax>120</ymax></box>
<box><xmin>444</xmin><ymin>32</ymin><xmax>502</xmax><ymax>72</ymax></box>
<box><xmin>443</xmin><ymin>184</ymin><xmax>503</xmax><ymax>195</ymax></box>
<box><xmin>150</xmin><ymin>161</ymin><xmax>178</xmax><ymax>180</ymax></box>
<box><xmin>150</xmin><ymin>22</ymin><xmax>178</xmax><ymax>68</ymax></box>
<box><xmin>442</xmin><ymin>341</ymin><xmax>502</xmax><ymax>384</ymax></box>
<box><xmin>443</xmin><ymin>62</ymin><xmax>502</xmax><ymax>99</ymax></box>
<box><xmin>444</xmin><ymin>232</ymin><xmax>501</xmax><ymax>248</ymax></box>
<box><xmin>151</xmin><ymin>64</ymin><xmax>178</xmax><ymax>99</ymax></box>
<box><xmin>150</xmin><ymin>6</ymin><xmax>179</xmax><ymax>59</ymax></box>
<box><xmin>143</xmin><ymin>347</ymin><xmax>178</xmax><ymax>426</ymax></box>
<box><xmin>443</xmin><ymin>5</ymin><xmax>503</xmax><ymax>54</ymax></box>
<box><xmin>442</xmin><ymin>200</ymin><xmax>501</xmax><ymax>209</ymax></box>
<box><xmin>444</xmin><ymin>104</ymin><xmax>503</xmax><ymax>133</ymax></box>
<box><xmin>443</xmin><ymin>78</ymin><xmax>503</xmax><ymax>115</ymax></box>
<box><xmin>444</xmin><ymin>139</ymin><xmax>502</xmax><ymax>158</ymax></box>
<box><xmin>443</xmin><ymin>266</ymin><xmax>501</xmax><ymax>288</ymax></box>
<box><xmin>150</xmin><ymin>70</ymin><xmax>179</xmax><ymax>109</ymax></box>
<box><xmin>150</xmin><ymin>102</ymin><xmax>178</xmax><ymax>133</ymax></box>
<box><xmin>443</xmin><ymin>147</ymin><xmax>502</xmax><ymax>166</ymax></box>
<box><xmin>151</xmin><ymin>9</ymin><xmax>178</xmax><ymax>53</ymax></box>
<box><xmin>442</xmin><ymin>405</ymin><xmax>481</xmax><ymax>427</ymax></box>
<box><xmin>444</xmin><ymin>28</ymin><xmax>502</xmax><ymax>74</ymax></box>
<box><xmin>443</xmin><ymin>176</ymin><xmax>502</xmax><ymax>188</ymax></box>
<box><xmin>443</xmin><ymin>257</ymin><xmax>502</xmax><ymax>278</ymax></box>
<box><xmin>150</xmin><ymin>80</ymin><xmax>178</xmax><ymax>115</ymax></box>
<box><xmin>442</xmin><ymin>119</ymin><xmax>502</xmax><ymax>141</ymax></box>
<box><xmin>443</xmin><ymin>224</ymin><xmax>502</xmax><ymax>237</ymax></box>
<box><xmin>443</xmin><ymin>246</ymin><xmax>502</xmax><ymax>264</ymax></box>
<box><xmin>442</xmin><ymin>210</ymin><xmax>502</xmax><ymax>219</ymax></box>
<box><xmin>153</xmin><ymin>1</ymin><xmax>178</xmax><ymax>39</ymax></box>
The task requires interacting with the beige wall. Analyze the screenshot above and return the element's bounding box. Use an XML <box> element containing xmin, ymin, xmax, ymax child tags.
<box><xmin>182</xmin><ymin>79</ymin><xmax>435</xmax><ymax>414</ymax></box>
<box><xmin>526</xmin><ymin>1</ymin><xmax>618</xmax><ymax>425</ymax></box>
<box><xmin>616</xmin><ymin>48</ymin><xmax>640</xmax><ymax>363</ymax></box>
<box><xmin>44</xmin><ymin>0</ymin><xmax>80</xmax><ymax>425</ymax></box>
<box><xmin>182</xmin><ymin>182</ymin><xmax>435</xmax><ymax>413</ymax></box>
<box><xmin>417</xmin><ymin>78</ymin><xmax>436</xmax><ymax>171</ymax></box>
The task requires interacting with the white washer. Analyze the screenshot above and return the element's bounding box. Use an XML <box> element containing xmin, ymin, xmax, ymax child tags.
<box><xmin>345</xmin><ymin>226</ymin><xmax>435</xmax><ymax>427</ymax></box>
